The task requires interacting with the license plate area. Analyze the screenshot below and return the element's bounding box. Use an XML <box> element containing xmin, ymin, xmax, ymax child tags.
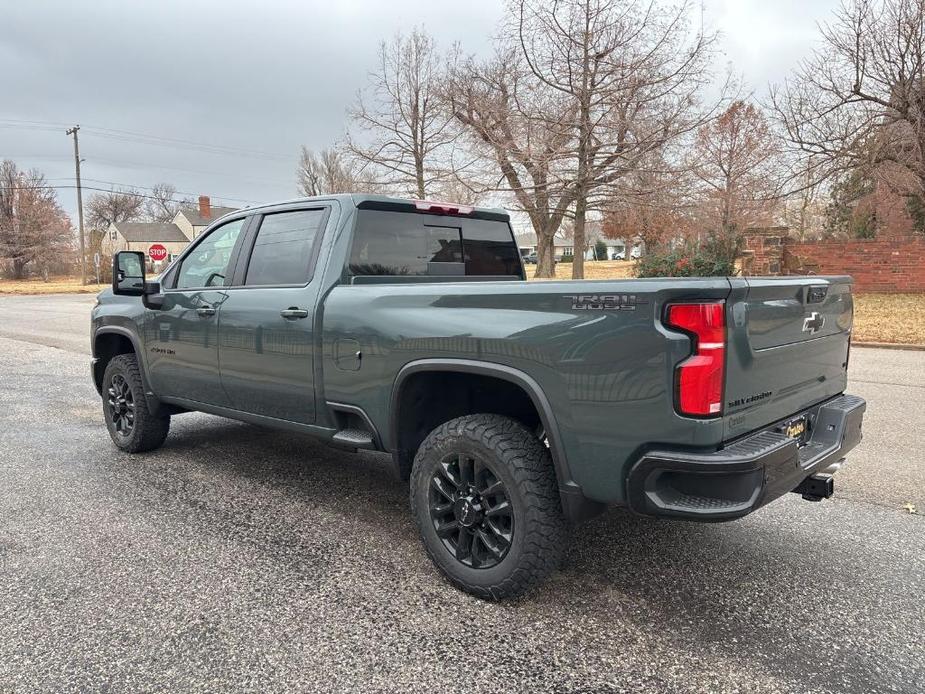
<box><xmin>780</xmin><ymin>415</ymin><xmax>809</xmax><ymax>445</ymax></box>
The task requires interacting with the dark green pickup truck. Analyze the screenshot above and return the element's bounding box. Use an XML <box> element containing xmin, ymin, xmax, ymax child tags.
<box><xmin>91</xmin><ymin>195</ymin><xmax>866</xmax><ymax>599</ymax></box>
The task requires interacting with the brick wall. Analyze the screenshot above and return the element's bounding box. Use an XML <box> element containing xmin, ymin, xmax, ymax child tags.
<box><xmin>740</xmin><ymin>226</ymin><xmax>787</xmax><ymax>275</ymax></box>
<box><xmin>782</xmin><ymin>238</ymin><xmax>925</xmax><ymax>292</ymax></box>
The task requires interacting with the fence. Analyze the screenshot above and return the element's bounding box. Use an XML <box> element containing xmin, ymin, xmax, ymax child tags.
<box><xmin>741</xmin><ymin>228</ymin><xmax>925</xmax><ymax>293</ymax></box>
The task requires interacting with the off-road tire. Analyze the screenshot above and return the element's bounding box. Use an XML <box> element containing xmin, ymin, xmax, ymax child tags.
<box><xmin>410</xmin><ymin>414</ymin><xmax>567</xmax><ymax>600</ymax></box>
<box><xmin>102</xmin><ymin>354</ymin><xmax>170</xmax><ymax>453</ymax></box>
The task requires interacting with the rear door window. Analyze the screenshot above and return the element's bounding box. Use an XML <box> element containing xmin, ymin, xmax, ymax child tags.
<box><xmin>461</xmin><ymin>221</ymin><xmax>522</xmax><ymax>276</ymax></box>
<box><xmin>244</xmin><ymin>209</ymin><xmax>326</xmax><ymax>286</ymax></box>
<box><xmin>348</xmin><ymin>210</ymin><xmax>521</xmax><ymax>278</ymax></box>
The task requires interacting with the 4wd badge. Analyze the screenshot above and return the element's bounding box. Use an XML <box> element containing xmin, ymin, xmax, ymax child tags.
<box><xmin>564</xmin><ymin>294</ymin><xmax>645</xmax><ymax>311</ymax></box>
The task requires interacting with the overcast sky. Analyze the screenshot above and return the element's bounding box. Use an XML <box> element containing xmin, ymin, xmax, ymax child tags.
<box><xmin>1</xmin><ymin>0</ymin><xmax>839</xmax><ymax>220</ymax></box>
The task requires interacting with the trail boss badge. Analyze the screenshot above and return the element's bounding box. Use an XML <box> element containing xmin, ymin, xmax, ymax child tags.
<box><xmin>565</xmin><ymin>294</ymin><xmax>645</xmax><ymax>311</ymax></box>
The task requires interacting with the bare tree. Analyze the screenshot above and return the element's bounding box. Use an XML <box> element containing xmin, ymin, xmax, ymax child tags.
<box><xmin>690</xmin><ymin>100</ymin><xmax>782</xmax><ymax>233</ymax></box>
<box><xmin>782</xmin><ymin>165</ymin><xmax>828</xmax><ymax>241</ymax></box>
<box><xmin>143</xmin><ymin>182</ymin><xmax>191</xmax><ymax>223</ymax></box>
<box><xmin>345</xmin><ymin>28</ymin><xmax>459</xmax><ymax>198</ymax></box>
<box><xmin>448</xmin><ymin>49</ymin><xmax>577</xmax><ymax>278</ymax></box>
<box><xmin>87</xmin><ymin>188</ymin><xmax>143</xmax><ymax>232</ymax></box>
<box><xmin>297</xmin><ymin>146</ymin><xmax>367</xmax><ymax>196</ymax></box>
<box><xmin>0</xmin><ymin>160</ymin><xmax>73</xmax><ymax>279</ymax></box>
<box><xmin>771</xmin><ymin>0</ymin><xmax>925</xmax><ymax>199</ymax></box>
<box><xmin>602</xmin><ymin>154</ymin><xmax>696</xmax><ymax>252</ymax></box>
<box><xmin>513</xmin><ymin>0</ymin><xmax>723</xmax><ymax>278</ymax></box>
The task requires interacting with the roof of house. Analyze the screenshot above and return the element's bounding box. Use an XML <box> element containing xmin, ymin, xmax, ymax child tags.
<box><xmin>514</xmin><ymin>232</ymin><xmax>571</xmax><ymax>247</ymax></box>
<box><xmin>179</xmin><ymin>205</ymin><xmax>239</xmax><ymax>227</ymax></box>
<box><xmin>112</xmin><ymin>222</ymin><xmax>189</xmax><ymax>243</ymax></box>
<box><xmin>515</xmin><ymin>227</ymin><xmax>626</xmax><ymax>247</ymax></box>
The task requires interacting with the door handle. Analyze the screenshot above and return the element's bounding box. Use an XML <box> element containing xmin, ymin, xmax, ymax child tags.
<box><xmin>196</xmin><ymin>306</ymin><xmax>216</xmax><ymax>317</ymax></box>
<box><xmin>280</xmin><ymin>307</ymin><xmax>309</xmax><ymax>320</ymax></box>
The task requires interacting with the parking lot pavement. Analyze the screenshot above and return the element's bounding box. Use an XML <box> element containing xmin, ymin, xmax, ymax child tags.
<box><xmin>0</xmin><ymin>295</ymin><xmax>923</xmax><ymax>693</ymax></box>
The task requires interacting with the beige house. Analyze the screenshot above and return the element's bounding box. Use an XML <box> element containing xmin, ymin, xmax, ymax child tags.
<box><xmin>101</xmin><ymin>196</ymin><xmax>238</xmax><ymax>269</ymax></box>
<box><xmin>174</xmin><ymin>196</ymin><xmax>238</xmax><ymax>241</ymax></box>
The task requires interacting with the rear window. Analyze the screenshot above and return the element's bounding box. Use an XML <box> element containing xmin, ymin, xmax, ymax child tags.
<box><xmin>348</xmin><ymin>210</ymin><xmax>522</xmax><ymax>278</ymax></box>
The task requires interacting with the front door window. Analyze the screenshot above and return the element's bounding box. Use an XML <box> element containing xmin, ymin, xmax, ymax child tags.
<box><xmin>175</xmin><ymin>218</ymin><xmax>246</xmax><ymax>289</ymax></box>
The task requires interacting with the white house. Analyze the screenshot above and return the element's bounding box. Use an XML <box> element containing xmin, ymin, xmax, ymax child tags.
<box><xmin>101</xmin><ymin>196</ymin><xmax>238</xmax><ymax>269</ymax></box>
<box><xmin>516</xmin><ymin>222</ymin><xmax>641</xmax><ymax>261</ymax></box>
<box><xmin>514</xmin><ymin>232</ymin><xmax>575</xmax><ymax>260</ymax></box>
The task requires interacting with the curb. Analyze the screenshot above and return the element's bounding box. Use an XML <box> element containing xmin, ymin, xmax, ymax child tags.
<box><xmin>853</xmin><ymin>341</ymin><xmax>925</xmax><ymax>351</ymax></box>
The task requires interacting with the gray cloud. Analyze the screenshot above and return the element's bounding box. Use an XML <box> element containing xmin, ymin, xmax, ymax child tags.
<box><xmin>1</xmin><ymin>0</ymin><xmax>837</xmax><ymax>219</ymax></box>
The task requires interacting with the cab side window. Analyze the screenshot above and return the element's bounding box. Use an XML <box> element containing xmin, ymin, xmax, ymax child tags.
<box><xmin>348</xmin><ymin>210</ymin><xmax>521</xmax><ymax>277</ymax></box>
<box><xmin>244</xmin><ymin>209</ymin><xmax>326</xmax><ymax>286</ymax></box>
<box><xmin>175</xmin><ymin>218</ymin><xmax>246</xmax><ymax>289</ymax></box>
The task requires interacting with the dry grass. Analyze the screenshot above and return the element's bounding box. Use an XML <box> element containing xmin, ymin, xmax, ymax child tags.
<box><xmin>526</xmin><ymin>259</ymin><xmax>637</xmax><ymax>280</ymax></box>
<box><xmin>0</xmin><ymin>276</ymin><xmax>107</xmax><ymax>295</ymax></box>
<box><xmin>853</xmin><ymin>293</ymin><xmax>925</xmax><ymax>345</ymax></box>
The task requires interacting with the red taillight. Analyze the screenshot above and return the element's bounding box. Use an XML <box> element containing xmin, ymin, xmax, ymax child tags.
<box><xmin>666</xmin><ymin>302</ymin><xmax>726</xmax><ymax>417</ymax></box>
<box><xmin>412</xmin><ymin>199</ymin><xmax>474</xmax><ymax>215</ymax></box>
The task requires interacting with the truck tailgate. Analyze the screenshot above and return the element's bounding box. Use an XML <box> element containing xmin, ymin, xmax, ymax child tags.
<box><xmin>723</xmin><ymin>277</ymin><xmax>853</xmax><ymax>440</ymax></box>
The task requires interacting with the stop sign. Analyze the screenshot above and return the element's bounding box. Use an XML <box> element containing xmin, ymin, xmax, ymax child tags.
<box><xmin>148</xmin><ymin>244</ymin><xmax>168</xmax><ymax>262</ymax></box>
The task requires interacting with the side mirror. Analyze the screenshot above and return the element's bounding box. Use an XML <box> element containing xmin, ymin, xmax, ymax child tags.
<box><xmin>112</xmin><ymin>251</ymin><xmax>146</xmax><ymax>296</ymax></box>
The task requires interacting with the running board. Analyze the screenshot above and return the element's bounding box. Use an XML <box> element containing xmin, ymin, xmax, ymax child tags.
<box><xmin>331</xmin><ymin>428</ymin><xmax>377</xmax><ymax>450</ymax></box>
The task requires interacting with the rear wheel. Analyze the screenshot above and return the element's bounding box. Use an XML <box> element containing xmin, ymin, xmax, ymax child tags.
<box><xmin>102</xmin><ymin>354</ymin><xmax>170</xmax><ymax>453</ymax></box>
<box><xmin>410</xmin><ymin>414</ymin><xmax>567</xmax><ymax>600</ymax></box>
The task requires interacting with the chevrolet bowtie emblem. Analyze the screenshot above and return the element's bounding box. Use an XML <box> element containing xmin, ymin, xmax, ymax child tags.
<box><xmin>803</xmin><ymin>311</ymin><xmax>826</xmax><ymax>334</ymax></box>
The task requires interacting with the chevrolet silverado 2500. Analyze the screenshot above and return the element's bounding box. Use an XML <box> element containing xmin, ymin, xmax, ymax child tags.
<box><xmin>91</xmin><ymin>195</ymin><xmax>865</xmax><ymax>599</ymax></box>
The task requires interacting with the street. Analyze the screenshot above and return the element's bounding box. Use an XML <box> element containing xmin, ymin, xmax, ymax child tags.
<box><xmin>0</xmin><ymin>294</ymin><xmax>922</xmax><ymax>693</ymax></box>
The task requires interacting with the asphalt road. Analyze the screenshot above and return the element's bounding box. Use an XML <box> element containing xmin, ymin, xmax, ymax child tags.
<box><xmin>0</xmin><ymin>294</ymin><xmax>922</xmax><ymax>693</ymax></box>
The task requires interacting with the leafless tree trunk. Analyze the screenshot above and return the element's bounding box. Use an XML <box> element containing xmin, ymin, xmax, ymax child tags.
<box><xmin>782</xmin><ymin>163</ymin><xmax>827</xmax><ymax>241</ymax></box>
<box><xmin>513</xmin><ymin>0</ymin><xmax>724</xmax><ymax>278</ymax></box>
<box><xmin>346</xmin><ymin>28</ymin><xmax>459</xmax><ymax>199</ymax></box>
<box><xmin>447</xmin><ymin>49</ymin><xmax>577</xmax><ymax>278</ymax></box>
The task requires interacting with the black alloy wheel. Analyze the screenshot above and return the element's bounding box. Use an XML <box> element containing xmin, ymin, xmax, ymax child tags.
<box><xmin>101</xmin><ymin>353</ymin><xmax>170</xmax><ymax>453</ymax></box>
<box><xmin>429</xmin><ymin>452</ymin><xmax>514</xmax><ymax>569</ymax></box>
<box><xmin>410</xmin><ymin>414</ymin><xmax>568</xmax><ymax>599</ymax></box>
<box><xmin>107</xmin><ymin>373</ymin><xmax>135</xmax><ymax>437</ymax></box>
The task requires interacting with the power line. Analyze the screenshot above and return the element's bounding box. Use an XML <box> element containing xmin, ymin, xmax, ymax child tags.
<box><xmin>0</xmin><ymin>123</ymin><xmax>64</xmax><ymax>133</ymax></box>
<box><xmin>82</xmin><ymin>127</ymin><xmax>293</xmax><ymax>161</ymax></box>
<box><xmin>0</xmin><ymin>118</ymin><xmax>295</xmax><ymax>161</ymax></box>
<box><xmin>36</xmin><ymin>177</ymin><xmax>262</xmax><ymax>203</ymax></box>
<box><xmin>1</xmin><ymin>117</ymin><xmax>288</xmax><ymax>204</ymax></box>
<box><xmin>5</xmin><ymin>153</ymin><xmax>293</xmax><ymax>187</ymax></box>
<box><xmin>4</xmin><ymin>183</ymin><xmax>257</xmax><ymax>206</ymax></box>
<box><xmin>0</xmin><ymin>118</ymin><xmax>72</xmax><ymax>128</ymax></box>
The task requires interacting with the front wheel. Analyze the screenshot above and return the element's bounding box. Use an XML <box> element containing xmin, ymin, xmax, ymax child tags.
<box><xmin>410</xmin><ymin>414</ymin><xmax>567</xmax><ymax>600</ymax></box>
<box><xmin>102</xmin><ymin>354</ymin><xmax>170</xmax><ymax>453</ymax></box>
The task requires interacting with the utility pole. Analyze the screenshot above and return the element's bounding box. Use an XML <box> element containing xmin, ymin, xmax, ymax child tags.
<box><xmin>66</xmin><ymin>125</ymin><xmax>87</xmax><ymax>285</ymax></box>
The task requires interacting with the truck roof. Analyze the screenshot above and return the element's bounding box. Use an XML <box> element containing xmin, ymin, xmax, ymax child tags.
<box><xmin>239</xmin><ymin>194</ymin><xmax>510</xmax><ymax>221</ymax></box>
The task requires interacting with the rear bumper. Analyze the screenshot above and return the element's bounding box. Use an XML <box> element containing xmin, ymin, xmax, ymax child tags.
<box><xmin>626</xmin><ymin>394</ymin><xmax>866</xmax><ymax>521</ymax></box>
